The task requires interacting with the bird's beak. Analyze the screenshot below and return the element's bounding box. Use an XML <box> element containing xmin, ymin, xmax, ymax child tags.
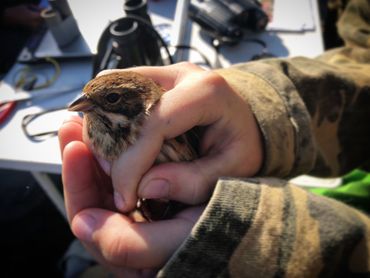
<box><xmin>68</xmin><ymin>95</ymin><xmax>95</xmax><ymax>112</ymax></box>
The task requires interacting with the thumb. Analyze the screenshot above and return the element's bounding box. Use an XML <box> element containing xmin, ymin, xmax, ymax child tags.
<box><xmin>71</xmin><ymin>208</ymin><xmax>194</xmax><ymax>269</ymax></box>
<box><xmin>138</xmin><ymin>161</ymin><xmax>217</xmax><ymax>205</ymax></box>
<box><xmin>138</xmin><ymin>142</ymin><xmax>261</xmax><ymax>205</ymax></box>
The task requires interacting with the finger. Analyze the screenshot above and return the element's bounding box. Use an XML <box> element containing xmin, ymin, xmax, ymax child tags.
<box><xmin>58</xmin><ymin>115</ymin><xmax>83</xmax><ymax>156</ymax></box>
<box><xmin>137</xmin><ymin>141</ymin><xmax>258</xmax><ymax>204</ymax></box>
<box><xmin>138</xmin><ymin>162</ymin><xmax>211</xmax><ymax>204</ymax></box>
<box><xmin>62</xmin><ymin>141</ymin><xmax>112</xmax><ymax>222</ymax></box>
<box><xmin>97</xmin><ymin>62</ymin><xmax>204</xmax><ymax>90</ymax></box>
<box><xmin>111</xmin><ymin>71</ymin><xmax>231</xmax><ymax>212</ymax></box>
<box><xmin>77</xmin><ymin>240</ymin><xmax>155</xmax><ymax>278</ymax></box>
<box><xmin>71</xmin><ymin>207</ymin><xmax>199</xmax><ymax>269</ymax></box>
<box><xmin>111</xmin><ymin>135</ymin><xmax>163</xmax><ymax>212</ymax></box>
<box><xmin>59</xmin><ymin>115</ymin><xmax>112</xmax><ymax>177</ymax></box>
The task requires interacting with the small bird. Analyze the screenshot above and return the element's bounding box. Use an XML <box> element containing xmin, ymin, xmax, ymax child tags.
<box><xmin>68</xmin><ymin>71</ymin><xmax>200</xmax><ymax>220</ymax></box>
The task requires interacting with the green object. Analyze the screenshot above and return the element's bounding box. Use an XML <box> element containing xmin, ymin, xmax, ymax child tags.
<box><xmin>310</xmin><ymin>169</ymin><xmax>370</xmax><ymax>214</ymax></box>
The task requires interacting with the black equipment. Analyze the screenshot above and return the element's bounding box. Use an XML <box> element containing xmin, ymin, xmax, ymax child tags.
<box><xmin>188</xmin><ymin>0</ymin><xmax>268</xmax><ymax>45</ymax></box>
<box><xmin>93</xmin><ymin>0</ymin><xmax>168</xmax><ymax>76</ymax></box>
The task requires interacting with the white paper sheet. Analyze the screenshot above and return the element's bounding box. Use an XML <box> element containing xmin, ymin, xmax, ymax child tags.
<box><xmin>267</xmin><ymin>0</ymin><xmax>315</xmax><ymax>32</ymax></box>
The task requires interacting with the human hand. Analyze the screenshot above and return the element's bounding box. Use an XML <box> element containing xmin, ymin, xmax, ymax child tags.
<box><xmin>59</xmin><ymin>116</ymin><xmax>204</xmax><ymax>277</ymax></box>
<box><xmin>2</xmin><ymin>5</ymin><xmax>43</xmax><ymax>30</ymax></box>
<box><xmin>101</xmin><ymin>62</ymin><xmax>263</xmax><ymax>213</ymax></box>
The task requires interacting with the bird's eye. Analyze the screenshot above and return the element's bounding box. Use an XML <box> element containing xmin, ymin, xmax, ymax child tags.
<box><xmin>106</xmin><ymin>93</ymin><xmax>120</xmax><ymax>103</ymax></box>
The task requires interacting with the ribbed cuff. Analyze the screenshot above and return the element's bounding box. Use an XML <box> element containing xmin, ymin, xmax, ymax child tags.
<box><xmin>158</xmin><ymin>178</ymin><xmax>262</xmax><ymax>277</ymax></box>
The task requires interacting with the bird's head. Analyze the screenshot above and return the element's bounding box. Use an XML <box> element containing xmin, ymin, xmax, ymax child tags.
<box><xmin>68</xmin><ymin>71</ymin><xmax>164</xmax><ymax>161</ymax></box>
<box><xmin>69</xmin><ymin>71</ymin><xmax>163</xmax><ymax>118</ymax></box>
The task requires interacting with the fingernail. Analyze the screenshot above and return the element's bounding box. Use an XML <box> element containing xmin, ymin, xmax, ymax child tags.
<box><xmin>62</xmin><ymin>115</ymin><xmax>82</xmax><ymax>124</ymax></box>
<box><xmin>96</xmin><ymin>156</ymin><xmax>111</xmax><ymax>176</ymax></box>
<box><xmin>114</xmin><ymin>191</ymin><xmax>125</xmax><ymax>211</ymax></box>
<box><xmin>75</xmin><ymin>213</ymin><xmax>96</xmax><ymax>242</ymax></box>
<box><xmin>141</xmin><ymin>179</ymin><xmax>170</xmax><ymax>199</ymax></box>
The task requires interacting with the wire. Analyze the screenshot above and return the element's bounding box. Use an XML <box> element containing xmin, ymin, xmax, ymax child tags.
<box><xmin>21</xmin><ymin>106</ymin><xmax>67</xmax><ymax>141</ymax></box>
<box><xmin>211</xmin><ymin>38</ymin><xmax>224</xmax><ymax>68</ymax></box>
<box><xmin>12</xmin><ymin>57</ymin><xmax>61</xmax><ymax>91</ymax></box>
<box><xmin>211</xmin><ymin>36</ymin><xmax>272</xmax><ymax>68</ymax></box>
<box><xmin>34</xmin><ymin>57</ymin><xmax>61</xmax><ymax>90</ymax></box>
<box><xmin>154</xmin><ymin>22</ymin><xmax>212</xmax><ymax>67</ymax></box>
<box><xmin>169</xmin><ymin>44</ymin><xmax>213</xmax><ymax>68</ymax></box>
<box><xmin>124</xmin><ymin>15</ymin><xmax>174</xmax><ymax>65</ymax></box>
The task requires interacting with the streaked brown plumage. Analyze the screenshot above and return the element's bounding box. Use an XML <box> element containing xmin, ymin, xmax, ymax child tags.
<box><xmin>68</xmin><ymin>71</ymin><xmax>200</xmax><ymax>220</ymax></box>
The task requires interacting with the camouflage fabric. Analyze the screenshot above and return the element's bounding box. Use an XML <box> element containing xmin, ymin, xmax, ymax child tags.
<box><xmin>337</xmin><ymin>0</ymin><xmax>370</xmax><ymax>48</ymax></box>
<box><xmin>225</xmin><ymin>54</ymin><xmax>370</xmax><ymax>177</ymax></box>
<box><xmin>159</xmin><ymin>178</ymin><xmax>369</xmax><ymax>277</ymax></box>
<box><xmin>158</xmin><ymin>0</ymin><xmax>370</xmax><ymax>277</ymax></box>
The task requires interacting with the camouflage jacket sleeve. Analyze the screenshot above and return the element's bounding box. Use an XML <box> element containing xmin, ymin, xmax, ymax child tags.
<box><xmin>216</xmin><ymin>53</ymin><xmax>370</xmax><ymax>178</ymax></box>
<box><xmin>159</xmin><ymin>178</ymin><xmax>370</xmax><ymax>277</ymax></box>
<box><xmin>159</xmin><ymin>0</ymin><xmax>370</xmax><ymax>277</ymax></box>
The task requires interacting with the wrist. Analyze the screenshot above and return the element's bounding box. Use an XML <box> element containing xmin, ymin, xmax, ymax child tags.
<box><xmin>216</xmin><ymin>64</ymin><xmax>314</xmax><ymax>177</ymax></box>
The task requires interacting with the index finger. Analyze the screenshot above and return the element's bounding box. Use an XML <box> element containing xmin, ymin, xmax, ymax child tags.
<box><xmin>58</xmin><ymin>115</ymin><xmax>83</xmax><ymax>156</ymax></box>
<box><xmin>59</xmin><ymin>119</ymin><xmax>113</xmax><ymax>222</ymax></box>
<box><xmin>97</xmin><ymin>62</ymin><xmax>203</xmax><ymax>91</ymax></box>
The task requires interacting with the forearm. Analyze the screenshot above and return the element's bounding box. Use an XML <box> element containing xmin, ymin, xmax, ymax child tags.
<box><xmin>159</xmin><ymin>178</ymin><xmax>370</xmax><ymax>277</ymax></box>
<box><xmin>217</xmin><ymin>55</ymin><xmax>370</xmax><ymax>177</ymax></box>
